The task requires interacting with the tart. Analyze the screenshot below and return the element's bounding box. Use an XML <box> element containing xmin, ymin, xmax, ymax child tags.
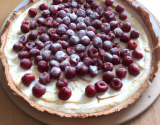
<box><xmin>1</xmin><ymin>0</ymin><xmax>160</xmax><ymax>118</ymax></box>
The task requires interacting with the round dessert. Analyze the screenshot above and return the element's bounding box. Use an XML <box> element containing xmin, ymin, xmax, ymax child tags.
<box><xmin>0</xmin><ymin>0</ymin><xmax>160</xmax><ymax>118</ymax></box>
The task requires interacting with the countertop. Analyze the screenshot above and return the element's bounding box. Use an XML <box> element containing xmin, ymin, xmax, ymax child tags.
<box><xmin>0</xmin><ymin>0</ymin><xmax>160</xmax><ymax>125</ymax></box>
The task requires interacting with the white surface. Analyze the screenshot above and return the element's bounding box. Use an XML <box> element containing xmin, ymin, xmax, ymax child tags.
<box><xmin>0</xmin><ymin>0</ymin><xmax>160</xmax><ymax>125</ymax></box>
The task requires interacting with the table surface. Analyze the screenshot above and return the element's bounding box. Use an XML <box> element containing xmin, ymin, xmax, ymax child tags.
<box><xmin>0</xmin><ymin>0</ymin><xmax>160</xmax><ymax>125</ymax></box>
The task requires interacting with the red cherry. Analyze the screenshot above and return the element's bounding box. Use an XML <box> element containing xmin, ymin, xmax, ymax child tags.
<box><xmin>21</xmin><ymin>73</ymin><xmax>35</xmax><ymax>86</ymax></box>
<box><xmin>44</xmin><ymin>17</ymin><xmax>53</xmax><ymax>26</ymax></box>
<box><xmin>115</xmin><ymin>5</ymin><xmax>124</xmax><ymax>13</ymax></box>
<box><xmin>54</xmin><ymin>51</ymin><xmax>67</xmax><ymax>62</ymax></box>
<box><xmin>58</xmin><ymin>87</ymin><xmax>72</xmax><ymax>100</ymax></box>
<box><xmin>89</xmin><ymin>65</ymin><xmax>98</xmax><ymax>77</ymax></box>
<box><xmin>122</xmin><ymin>56</ymin><xmax>133</xmax><ymax>66</ymax></box>
<box><xmin>75</xmin><ymin>44</ymin><xmax>86</xmax><ymax>53</ymax></box>
<box><xmin>13</xmin><ymin>42</ymin><xmax>23</xmax><ymax>52</ymax></box>
<box><xmin>103</xmin><ymin>62</ymin><xmax>113</xmax><ymax>72</ymax></box>
<box><xmin>56</xmin><ymin>78</ymin><xmax>68</xmax><ymax>89</ymax></box>
<box><xmin>103</xmin><ymin>52</ymin><xmax>113</xmax><ymax>63</ymax></box>
<box><xmin>120</xmin><ymin>33</ymin><xmax>130</xmax><ymax>43</ymax></box>
<box><xmin>85</xmin><ymin>85</ymin><xmax>97</xmax><ymax>98</ymax></box>
<box><xmin>50</xmin><ymin>67</ymin><xmax>61</xmax><ymax>79</ymax></box>
<box><xmin>119</xmin><ymin>12</ymin><xmax>127</xmax><ymax>20</ymax></box>
<box><xmin>128</xmin><ymin>63</ymin><xmax>140</xmax><ymax>76</ymax></box>
<box><xmin>110</xmin><ymin>78</ymin><xmax>123</xmax><ymax>90</ymax></box>
<box><xmin>130</xmin><ymin>30</ymin><xmax>140</xmax><ymax>39</ymax></box>
<box><xmin>51</xmin><ymin>43</ymin><xmax>62</xmax><ymax>55</ymax></box>
<box><xmin>95</xmin><ymin>81</ymin><xmax>108</xmax><ymax>93</ymax></box>
<box><xmin>66</xmin><ymin>48</ymin><xmax>76</xmax><ymax>56</ymax></box>
<box><xmin>42</xmin><ymin>50</ymin><xmax>52</xmax><ymax>62</ymax></box>
<box><xmin>110</xmin><ymin>47</ymin><xmax>119</xmax><ymax>56</ymax></box>
<box><xmin>65</xmin><ymin>66</ymin><xmax>76</xmax><ymax>79</ymax></box>
<box><xmin>103</xmin><ymin>71</ymin><xmax>114</xmax><ymax>83</ymax></box>
<box><xmin>34</xmin><ymin>56</ymin><xmax>43</xmax><ymax>65</ymax></box>
<box><xmin>128</xmin><ymin>40</ymin><xmax>138</xmax><ymax>50</ymax></box>
<box><xmin>105</xmin><ymin>0</ymin><xmax>114</xmax><ymax>6</ymax></box>
<box><xmin>83</xmin><ymin>57</ymin><xmax>92</xmax><ymax>67</ymax></box>
<box><xmin>29</xmin><ymin>30</ymin><xmax>38</xmax><ymax>40</ymax></box>
<box><xmin>32</xmin><ymin>84</ymin><xmax>46</xmax><ymax>98</ymax></box>
<box><xmin>25</xmin><ymin>42</ymin><xmax>35</xmax><ymax>51</ymax></box>
<box><xmin>28</xmin><ymin>8</ymin><xmax>37</xmax><ymax>18</ymax></box>
<box><xmin>18</xmin><ymin>50</ymin><xmax>30</xmax><ymax>59</ymax></box>
<box><xmin>21</xmin><ymin>24</ymin><xmax>30</xmax><ymax>33</ymax></box>
<box><xmin>116</xmin><ymin>68</ymin><xmax>127</xmax><ymax>78</ymax></box>
<box><xmin>20</xmin><ymin>58</ymin><xmax>32</xmax><ymax>70</ymax></box>
<box><xmin>37</xmin><ymin>60</ymin><xmax>49</xmax><ymax>73</ymax></box>
<box><xmin>120</xmin><ymin>22</ymin><xmax>131</xmax><ymax>32</ymax></box>
<box><xmin>120</xmin><ymin>48</ymin><xmax>130</xmax><ymax>58</ymax></box>
<box><xmin>39</xmin><ymin>72</ymin><xmax>51</xmax><ymax>85</ymax></box>
<box><xmin>30</xmin><ymin>48</ymin><xmax>40</xmax><ymax>57</ymax></box>
<box><xmin>70</xmin><ymin>54</ymin><xmax>80</xmax><ymax>66</ymax></box>
<box><xmin>29</xmin><ymin>19</ymin><xmax>37</xmax><ymax>30</ymax></box>
<box><xmin>76</xmin><ymin>64</ymin><xmax>88</xmax><ymax>76</ymax></box>
<box><xmin>39</xmin><ymin>3</ymin><xmax>48</xmax><ymax>10</ymax></box>
<box><xmin>132</xmin><ymin>49</ymin><xmax>143</xmax><ymax>59</ymax></box>
<box><xmin>60</xmin><ymin>60</ymin><xmax>71</xmax><ymax>71</ymax></box>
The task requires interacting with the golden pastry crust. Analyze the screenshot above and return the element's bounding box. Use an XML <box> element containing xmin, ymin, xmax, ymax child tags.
<box><xmin>0</xmin><ymin>0</ymin><xmax>160</xmax><ymax>118</ymax></box>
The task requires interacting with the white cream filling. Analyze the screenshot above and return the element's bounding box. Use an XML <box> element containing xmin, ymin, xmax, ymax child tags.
<box><xmin>4</xmin><ymin>0</ymin><xmax>152</xmax><ymax>114</ymax></box>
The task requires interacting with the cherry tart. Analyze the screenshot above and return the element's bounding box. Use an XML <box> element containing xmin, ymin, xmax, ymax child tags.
<box><xmin>1</xmin><ymin>0</ymin><xmax>159</xmax><ymax>118</ymax></box>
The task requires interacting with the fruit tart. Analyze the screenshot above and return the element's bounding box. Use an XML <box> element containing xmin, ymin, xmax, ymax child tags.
<box><xmin>1</xmin><ymin>0</ymin><xmax>160</xmax><ymax>118</ymax></box>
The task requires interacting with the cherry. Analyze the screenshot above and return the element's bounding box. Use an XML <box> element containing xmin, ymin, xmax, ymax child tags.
<box><xmin>77</xmin><ymin>30</ymin><xmax>86</xmax><ymax>38</ymax></box>
<box><xmin>47</xmin><ymin>28</ymin><xmax>56</xmax><ymax>36</ymax></box>
<box><xmin>57</xmin><ymin>24</ymin><xmax>68</xmax><ymax>35</ymax></box>
<box><xmin>58</xmin><ymin>87</ymin><xmax>71</xmax><ymax>100</ymax></box>
<box><xmin>69</xmin><ymin>23</ymin><xmax>77</xmax><ymax>31</ymax></box>
<box><xmin>110</xmin><ymin>78</ymin><xmax>123</xmax><ymax>90</ymax></box>
<box><xmin>130</xmin><ymin>30</ymin><xmax>140</xmax><ymax>39</ymax></box>
<box><xmin>101</xmin><ymin>23</ymin><xmax>110</xmax><ymax>34</ymax></box>
<box><xmin>128</xmin><ymin>40</ymin><xmax>138</xmax><ymax>50</ymax></box>
<box><xmin>66</xmin><ymin>48</ymin><xmax>76</xmax><ymax>56</ymax></box>
<box><xmin>76</xmin><ymin>64</ymin><xmax>88</xmax><ymax>76</ymax></box>
<box><xmin>35</xmin><ymin>41</ymin><xmax>44</xmax><ymax>50</ymax></box>
<box><xmin>49</xmin><ymin>60</ymin><xmax>59</xmax><ymax>68</ymax></box>
<box><xmin>92</xmin><ymin>58</ymin><xmax>103</xmax><ymax>70</ymax></box>
<box><xmin>91</xmin><ymin>19</ymin><xmax>102</xmax><ymax>29</ymax></box>
<box><xmin>29</xmin><ymin>30</ymin><xmax>38</xmax><ymax>40</ymax></box>
<box><xmin>59</xmin><ymin>41</ymin><xmax>68</xmax><ymax>49</ymax></box>
<box><xmin>86</xmin><ymin>31</ymin><xmax>95</xmax><ymax>40</ymax></box>
<box><xmin>42</xmin><ymin>50</ymin><xmax>52</xmax><ymax>62</ymax></box>
<box><xmin>119</xmin><ymin>12</ymin><xmax>127</xmax><ymax>20</ymax></box>
<box><xmin>89</xmin><ymin>65</ymin><xmax>98</xmax><ymax>77</ymax></box>
<box><xmin>95</xmin><ymin>81</ymin><xmax>108</xmax><ymax>93</ymax></box>
<box><xmin>37</xmin><ymin>17</ymin><xmax>45</xmax><ymax>25</ymax></box>
<box><xmin>120</xmin><ymin>22</ymin><xmax>131</xmax><ymax>32</ymax></box>
<box><xmin>39</xmin><ymin>3</ymin><xmax>48</xmax><ymax>10</ymax></box>
<box><xmin>71</xmin><ymin>1</ymin><xmax>78</xmax><ymax>8</ymax></box>
<box><xmin>104</xmin><ymin>11</ymin><xmax>115</xmax><ymax>22</ymax></box>
<box><xmin>32</xmin><ymin>84</ymin><xmax>46</xmax><ymax>98</ymax></box>
<box><xmin>90</xmin><ymin>12</ymin><xmax>100</xmax><ymax>20</ymax></box>
<box><xmin>122</xmin><ymin>56</ymin><xmax>133</xmax><ymax>66</ymax></box>
<box><xmin>21</xmin><ymin>24</ymin><xmax>30</xmax><ymax>33</ymax></box>
<box><xmin>110</xmin><ymin>47</ymin><xmax>119</xmax><ymax>56</ymax></box>
<box><xmin>51</xmin><ymin>43</ymin><xmax>62</xmax><ymax>55</ymax></box>
<box><xmin>96</xmin><ymin>32</ymin><xmax>110</xmax><ymax>41</ymax></box>
<box><xmin>13</xmin><ymin>42</ymin><xmax>23</xmax><ymax>52</ymax></box>
<box><xmin>72</xmin><ymin>8</ymin><xmax>78</xmax><ymax>13</ymax></box>
<box><xmin>29</xmin><ymin>20</ymin><xmax>37</xmax><ymax>30</ymax></box>
<box><xmin>70</xmin><ymin>54</ymin><xmax>80</xmax><ymax>66</ymax></box>
<box><xmin>116</xmin><ymin>68</ymin><xmax>127</xmax><ymax>78</ymax></box>
<box><xmin>100</xmin><ymin>17</ymin><xmax>107</xmax><ymax>23</ymax></box>
<box><xmin>50</xmin><ymin>67</ymin><xmax>61</xmax><ymax>79</ymax></box>
<box><xmin>60</xmin><ymin>60</ymin><xmax>71</xmax><ymax>71</ymax></box>
<box><xmin>60</xmin><ymin>35</ymin><xmax>69</xmax><ymax>41</ymax></box>
<box><xmin>113</xmin><ymin>28</ymin><xmax>123</xmax><ymax>37</ymax></box>
<box><xmin>85</xmin><ymin>85</ymin><xmax>97</xmax><ymax>98</ymax></box>
<box><xmin>70</xmin><ymin>13</ymin><xmax>77</xmax><ymax>22</ymax></box>
<box><xmin>103</xmin><ymin>62</ymin><xmax>113</xmax><ymax>72</ymax></box>
<box><xmin>99</xmin><ymin>48</ymin><xmax>105</xmax><ymax>58</ymax></box>
<box><xmin>19</xmin><ymin>34</ymin><xmax>29</xmax><ymax>45</ymax></box>
<box><xmin>80</xmin><ymin>36</ymin><xmax>90</xmax><ymax>46</ymax></box>
<box><xmin>77</xmin><ymin>17</ymin><xmax>85</xmax><ymax>23</ymax></box>
<box><xmin>57</xmin><ymin>10</ymin><xmax>67</xmax><ymax>18</ymax></box>
<box><xmin>18</xmin><ymin>50</ymin><xmax>30</xmax><ymax>59</ymax></box>
<box><xmin>105</xmin><ymin>0</ymin><xmax>114</xmax><ymax>6</ymax></box>
<box><xmin>53</xmin><ymin>17</ymin><xmax>63</xmax><ymax>27</ymax></box>
<box><xmin>34</xmin><ymin>56</ymin><xmax>43</xmax><ymax>65</ymax></box>
<box><xmin>84</xmin><ymin>3</ymin><xmax>91</xmax><ymax>8</ymax></box>
<box><xmin>64</xmin><ymin>8</ymin><xmax>71</xmax><ymax>13</ymax></box>
<box><xmin>54</xmin><ymin>51</ymin><xmax>67</xmax><ymax>62</ymax></box>
<box><xmin>41</xmin><ymin>10</ymin><xmax>50</xmax><ymax>18</ymax></box>
<box><xmin>110</xmin><ymin>21</ymin><xmax>118</xmax><ymax>30</ymax></box>
<box><xmin>103</xmin><ymin>53</ymin><xmax>113</xmax><ymax>63</ymax></box>
<box><xmin>87</xmin><ymin>26</ymin><xmax>96</xmax><ymax>33</ymax></box>
<box><xmin>51</xmin><ymin>33</ymin><xmax>60</xmax><ymax>41</ymax></box>
<box><xmin>84</xmin><ymin>16</ymin><xmax>92</xmax><ymax>26</ymax></box>
<box><xmin>108</xmin><ymin>32</ymin><xmax>116</xmax><ymax>40</ymax></box>
<box><xmin>66</xmin><ymin>29</ymin><xmax>75</xmax><ymax>37</ymax></box>
<box><xmin>103</xmin><ymin>71</ymin><xmax>114</xmax><ymax>83</ymax></box>
<box><xmin>63</xmin><ymin>16</ymin><xmax>71</xmax><ymax>25</ymax></box>
<box><xmin>39</xmin><ymin>72</ymin><xmax>51</xmax><ymax>85</ymax></box>
<box><xmin>69</xmin><ymin>36</ymin><xmax>80</xmax><ymax>46</ymax></box>
<box><xmin>132</xmin><ymin>49</ymin><xmax>143</xmax><ymax>59</ymax></box>
<box><xmin>20</xmin><ymin>58</ymin><xmax>32</xmax><ymax>70</ymax></box>
<box><xmin>76</xmin><ymin>8</ymin><xmax>86</xmax><ymax>17</ymax></box>
<box><xmin>44</xmin><ymin>17</ymin><xmax>53</xmax><ymax>26</ymax></box>
<box><xmin>128</xmin><ymin>63</ymin><xmax>140</xmax><ymax>76</ymax></box>
<box><xmin>21</xmin><ymin>73</ymin><xmax>35</xmax><ymax>86</ymax></box>
<box><xmin>65</xmin><ymin>66</ymin><xmax>76</xmax><ymax>79</ymax></box>
<box><xmin>39</xmin><ymin>33</ymin><xmax>50</xmax><ymax>42</ymax></box>
<box><xmin>115</xmin><ymin>5</ymin><xmax>124</xmax><ymax>13</ymax></box>
<box><xmin>56</xmin><ymin>78</ymin><xmax>68</xmax><ymax>89</ymax></box>
<box><xmin>120</xmin><ymin>33</ymin><xmax>130</xmax><ymax>43</ymax></box>
<box><xmin>92</xmin><ymin>37</ymin><xmax>102</xmax><ymax>49</ymax></box>
<box><xmin>38</xmin><ymin>26</ymin><xmax>46</xmax><ymax>34</ymax></box>
<box><xmin>53</xmin><ymin>0</ymin><xmax>63</xmax><ymax>5</ymax></box>
<box><xmin>28</xmin><ymin>8</ymin><xmax>37</xmax><ymax>18</ymax></box>
<box><xmin>49</xmin><ymin>5</ymin><xmax>58</xmax><ymax>15</ymax></box>
<box><xmin>112</xmin><ymin>55</ymin><xmax>121</xmax><ymax>65</ymax></box>
<box><xmin>79</xmin><ymin>52</ymin><xmax>88</xmax><ymax>60</ymax></box>
<box><xmin>113</xmin><ymin>43</ymin><xmax>120</xmax><ymax>48</ymax></box>
<box><xmin>75</xmin><ymin>44</ymin><xmax>85</xmax><ymax>53</ymax></box>
<box><xmin>30</xmin><ymin>48</ymin><xmax>40</xmax><ymax>57</ymax></box>
<box><xmin>44</xmin><ymin>42</ymin><xmax>52</xmax><ymax>50</ymax></box>
<box><xmin>37</xmin><ymin>60</ymin><xmax>49</xmax><ymax>73</ymax></box>
<box><xmin>120</xmin><ymin>48</ymin><xmax>130</xmax><ymax>58</ymax></box>
<box><xmin>83</xmin><ymin>57</ymin><xmax>92</xmax><ymax>67</ymax></box>
<box><xmin>88</xmin><ymin>47</ymin><xmax>99</xmax><ymax>58</ymax></box>
<box><xmin>22</xmin><ymin>18</ymin><xmax>30</xmax><ymax>25</ymax></box>
<box><xmin>77</xmin><ymin>22</ymin><xmax>87</xmax><ymax>31</ymax></box>
<box><xmin>103</xmin><ymin>40</ymin><xmax>113</xmax><ymax>51</ymax></box>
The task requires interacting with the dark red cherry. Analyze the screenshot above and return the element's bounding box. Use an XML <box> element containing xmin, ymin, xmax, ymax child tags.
<box><xmin>104</xmin><ymin>11</ymin><xmax>115</xmax><ymax>22</ymax></box>
<box><xmin>63</xmin><ymin>16</ymin><xmax>71</xmax><ymax>25</ymax></box>
<box><xmin>59</xmin><ymin>41</ymin><xmax>68</xmax><ymax>49</ymax></box>
<box><xmin>88</xmin><ymin>47</ymin><xmax>99</xmax><ymax>58</ymax></box>
<box><xmin>58</xmin><ymin>87</ymin><xmax>71</xmax><ymax>100</ymax></box>
<box><xmin>76</xmin><ymin>0</ymin><xmax>84</xmax><ymax>4</ymax></box>
<box><xmin>120</xmin><ymin>33</ymin><xmax>130</xmax><ymax>43</ymax></box>
<box><xmin>101</xmin><ymin>23</ymin><xmax>110</xmax><ymax>34</ymax></box>
<box><xmin>103</xmin><ymin>71</ymin><xmax>114</xmax><ymax>83</ymax></box>
<box><xmin>99</xmin><ymin>48</ymin><xmax>105</xmax><ymax>58</ymax></box>
<box><xmin>30</xmin><ymin>48</ymin><xmax>40</xmax><ymax>57</ymax></box>
<box><xmin>57</xmin><ymin>10</ymin><xmax>67</xmax><ymax>18</ymax></box>
<box><xmin>70</xmin><ymin>13</ymin><xmax>78</xmax><ymax>21</ymax></box>
<box><xmin>108</xmin><ymin>32</ymin><xmax>116</xmax><ymax>40</ymax></box>
<box><xmin>53</xmin><ymin>0</ymin><xmax>63</xmax><ymax>5</ymax></box>
<box><xmin>85</xmin><ymin>85</ymin><xmax>97</xmax><ymax>98</ymax></box>
<box><xmin>32</xmin><ymin>84</ymin><xmax>46</xmax><ymax>98</ymax></box>
<box><xmin>130</xmin><ymin>30</ymin><xmax>140</xmax><ymax>39</ymax></box>
<box><xmin>41</xmin><ymin>10</ymin><xmax>50</xmax><ymax>18</ymax></box>
<box><xmin>89</xmin><ymin>65</ymin><xmax>98</xmax><ymax>77</ymax></box>
<box><xmin>90</xmin><ymin>12</ymin><xmax>100</xmax><ymax>20</ymax></box>
<box><xmin>95</xmin><ymin>81</ymin><xmax>108</xmax><ymax>93</ymax></box>
<box><xmin>18</xmin><ymin>50</ymin><xmax>30</xmax><ymax>59</ymax></box>
<box><xmin>119</xmin><ymin>12</ymin><xmax>127</xmax><ymax>20</ymax></box>
<box><xmin>34</xmin><ymin>56</ymin><xmax>43</xmax><ymax>65</ymax></box>
<box><xmin>83</xmin><ymin>57</ymin><xmax>92</xmax><ymax>67</ymax></box>
<box><xmin>28</xmin><ymin>8</ymin><xmax>37</xmax><ymax>18</ymax></box>
<box><xmin>103</xmin><ymin>62</ymin><xmax>113</xmax><ymax>72</ymax></box>
<box><xmin>49</xmin><ymin>60</ymin><xmax>60</xmax><ymax>68</ymax></box>
<box><xmin>92</xmin><ymin>58</ymin><xmax>103</xmax><ymax>70</ymax></box>
<box><xmin>70</xmin><ymin>54</ymin><xmax>80</xmax><ymax>66</ymax></box>
<box><xmin>39</xmin><ymin>72</ymin><xmax>51</xmax><ymax>85</ymax></box>
<box><xmin>13</xmin><ymin>42</ymin><xmax>23</xmax><ymax>52</ymax></box>
<box><xmin>66</xmin><ymin>48</ymin><xmax>76</xmax><ymax>56</ymax></box>
<box><xmin>22</xmin><ymin>18</ymin><xmax>30</xmax><ymax>25</ymax></box>
<box><xmin>65</xmin><ymin>66</ymin><xmax>76</xmax><ymax>79</ymax></box>
<box><xmin>77</xmin><ymin>22</ymin><xmax>87</xmax><ymax>31</ymax></box>
<box><xmin>128</xmin><ymin>40</ymin><xmax>138</xmax><ymax>50</ymax></box>
<box><xmin>110</xmin><ymin>47</ymin><xmax>119</xmax><ymax>56</ymax></box>
<box><xmin>113</xmin><ymin>43</ymin><xmax>120</xmax><ymax>48</ymax></box>
<box><xmin>79</xmin><ymin>52</ymin><xmax>88</xmax><ymax>61</ymax></box>
<box><xmin>29</xmin><ymin>20</ymin><xmax>37</xmax><ymax>30</ymax></box>
<box><xmin>21</xmin><ymin>24</ymin><xmax>30</xmax><ymax>33</ymax></box>
<box><xmin>54</xmin><ymin>51</ymin><xmax>67</xmax><ymax>62</ymax></box>
<box><xmin>122</xmin><ymin>56</ymin><xmax>133</xmax><ymax>66</ymax></box>
<box><xmin>66</xmin><ymin>29</ymin><xmax>75</xmax><ymax>37</ymax></box>
<box><xmin>77</xmin><ymin>30</ymin><xmax>86</xmax><ymax>38</ymax></box>
<box><xmin>110</xmin><ymin>78</ymin><xmax>123</xmax><ymax>90</ymax></box>
<box><xmin>84</xmin><ymin>16</ymin><xmax>92</xmax><ymax>26</ymax></box>
<box><xmin>115</xmin><ymin>5</ymin><xmax>124</xmax><ymax>13</ymax></box>
<box><xmin>120</xmin><ymin>22</ymin><xmax>131</xmax><ymax>32</ymax></box>
<box><xmin>47</xmin><ymin>28</ymin><xmax>55</xmax><ymax>36</ymax></box>
<box><xmin>60</xmin><ymin>60</ymin><xmax>71</xmax><ymax>71</ymax></box>
<box><xmin>92</xmin><ymin>37</ymin><xmax>102</xmax><ymax>49</ymax></box>
<box><xmin>56</xmin><ymin>78</ymin><xmax>68</xmax><ymax>89</ymax></box>
<box><xmin>110</xmin><ymin>21</ymin><xmax>118</xmax><ymax>30</ymax></box>
<box><xmin>37</xmin><ymin>60</ymin><xmax>49</xmax><ymax>73</ymax></box>
<box><xmin>51</xmin><ymin>33</ymin><xmax>60</xmax><ymax>41</ymax></box>
<box><xmin>103</xmin><ymin>53</ymin><xmax>113</xmax><ymax>63</ymax></box>
<box><xmin>103</xmin><ymin>40</ymin><xmax>113</xmax><ymax>51</ymax></box>
<box><xmin>76</xmin><ymin>8</ymin><xmax>86</xmax><ymax>17</ymax></box>
<box><xmin>105</xmin><ymin>0</ymin><xmax>114</xmax><ymax>6</ymax></box>
<box><xmin>29</xmin><ymin>31</ymin><xmax>38</xmax><ymax>40</ymax></box>
<box><xmin>49</xmin><ymin>5</ymin><xmax>58</xmax><ymax>15</ymax></box>
<box><xmin>60</xmin><ymin>35</ymin><xmax>69</xmax><ymax>41</ymax></box>
<box><xmin>69</xmin><ymin>36</ymin><xmax>80</xmax><ymax>46</ymax></box>
<box><xmin>21</xmin><ymin>73</ymin><xmax>35</xmax><ymax>86</ymax></box>
<box><xmin>37</xmin><ymin>17</ymin><xmax>45</xmax><ymax>25</ymax></box>
<box><xmin>44</xmin><ymin>17</ymin><xmax>53</xmax><ymax>26</ymax></box>
<box><xmin>75</xmin><ymin>44</ymin><xmax>85</xmax><ymax>53</ymax></box>
<box><xmin>51</xmin><ymin>43</ymin><xmax>62</xmax><ymax>55</ymax></box>
<box><xmin>128</xmin><ymin>63</ymin><xmax>140</xmax><ymax>76</ymax></box>
<box><xmin>42</xmin><ymin>50</ymin><xmax>52</xmax><ymax>62</ymax></box>
<box><xmin>86</xmin><ymin>31</ymin><xmax>95</xmax><ymax>40</ymax></box>
<box><xmin>113</xmin><ymin>28</ymin><xmax>123</xmax><ymax>37</ymax></box>
<box><xmin>69</xmin><ymin>23</ymin><xmax>77</xmax><ymax>31</ymax></box>
<box><xmin>39</xmin><ymin>3</ymin><xmax>48</xmax><ymax>10</ymax></box>
<box><xmin>112</xmin><ymin>55</ymin><xmax>121</xmax><ymax>65</ymax></box>
<box><xmin>120</xmin><ymin>48</ymin><xmax>130</xmax><ymax>58</ymax></box>
<box><xmin>20</xmin><ymin>58</ymin><xmax>32</xmax><ymax>70</ymax></box>
<box><xmin>50</xmin><ymin>67</ymin><xmax>61</xmax><ymax>79</ymax></box>
<box><xmin>72</xmin><ymin>8</ymin><xmax>78</xmax><ymax>13</ymax></box>
<box><xmin>35</xmin><ymin>41</ymin><xmax>44</xmax><ymax>50</ymax></box>
<box><xmin>116</xmin><ymin>68</ymin><xmax>127</xmax><ymax>78</ymax></box>
<box><xmin>86</xmin><ymin>0</ymin><xmax>95</xmax><ymax>4</ymax></box>
<box><xmin>84</xmin><ymin>3</ymin><xmax>91</xmax><ymax>8</ymax></box>
<box><xmin>38</xmin><ymin>26</ymin><xmax>46</xmax><ymax>34</ymax></box>
<box><xmin>39</xmin><ymin>33</ymin><xmax>50</xmax><ymax>42</ymax></box>
<box><xmin>87</xmin><ymin>26</ymin><xmax>96</xmax><ymax>33</ymax></box>
<box><xmin>76</xmin><ymin>64</ymin><xmax>88</xmax><ymax>76</ymax></box>
<box><xmin>71</xmin><ymin>1</ymin><xmax>78</xmax><ymax>8</ymax></box>
<box><xmin>76</xmin><ymin>17</ymin><xmax>84</xmax><ymax>23</ymax></box>
<box><xmin>91</xmin><ymin>19</ymin><xmax>102</xmax><ymax>29</ymax></box>
<box><xmin>132</xmin><ymin>49</ymin><xmax>143</xmax><ymax>59</ymax></box>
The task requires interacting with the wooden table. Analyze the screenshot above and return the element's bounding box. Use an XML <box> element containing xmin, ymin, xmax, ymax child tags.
<box><xmin>0</xmin><ymin>0</ymin><xmax>160</xmax><ymax>124</ymax></box>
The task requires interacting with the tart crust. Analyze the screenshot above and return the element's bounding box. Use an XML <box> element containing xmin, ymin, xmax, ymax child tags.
<box><xmin>1</xmin><ymin>0</ymin><xmax>160</xmax><ymax>118</ymax></box>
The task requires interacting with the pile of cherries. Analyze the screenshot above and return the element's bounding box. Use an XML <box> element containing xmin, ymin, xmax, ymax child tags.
<box><xmin>13</xmin><ymin>0</ymin><xmax>143</xmax><ymax>100</ymax></box>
